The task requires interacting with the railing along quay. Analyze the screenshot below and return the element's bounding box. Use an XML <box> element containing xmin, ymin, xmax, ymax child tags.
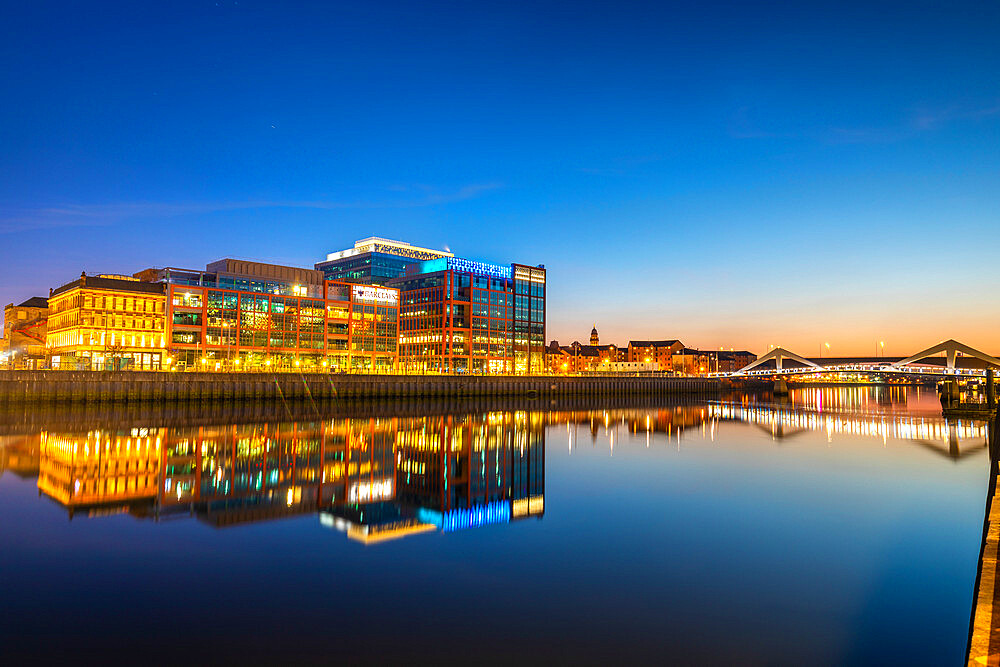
<box><xmin>0</xmin><ymin>371</ymin><xmax>759</xmax><ymax>405</ymax></box>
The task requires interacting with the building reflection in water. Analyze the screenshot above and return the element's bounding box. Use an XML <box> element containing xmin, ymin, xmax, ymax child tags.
<box><xmin>29</xmin><ymin>411</ymin><xmax>546</xmax><ymax>543</ymax></box>
<box><xmin>9</xmin><ymin>387</ymin><xmax>985</xmax><ymax>539</ymax></box>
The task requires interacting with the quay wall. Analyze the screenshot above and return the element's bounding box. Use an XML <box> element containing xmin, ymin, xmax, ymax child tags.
<box><xmin>0</xmin><ymin>393</ymin><xmax>728</xmax><ymax>435</ymax></box>
<box><xmin>0</xmin><ymin>371</ymin><xmax>746</xmax><ymax>405</ymax></box>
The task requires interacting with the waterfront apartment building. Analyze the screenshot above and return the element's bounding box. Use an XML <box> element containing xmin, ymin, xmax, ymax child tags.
<box><xmin>628</xmin><ymin>340</ymin><xmax>685</xmax><ymax>366</ymax></box>
<box><xmin>315</xmin><ymin>237</ymin><xmax>454</xmax><ymax>285</ymax></box>
<box><xmin>546</xmin><ymin>340</ymin><xmax>625</xmax><ymax>374</ymax></box>
<box><xmin>2</xmin><ymin>297</ymin><xmax>49</xmax><ymax>368</ymax></box>
<box><xmin>46</xmin><ymin>274</ymin><xmax>168</xmax><ymax>371</ymax></box>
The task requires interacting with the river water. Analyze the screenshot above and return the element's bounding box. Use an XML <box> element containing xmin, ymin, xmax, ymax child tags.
<box><xmin>0</xmin><ymin>387</ymin><xmax>988</xmax><ymax>665</ymax></box>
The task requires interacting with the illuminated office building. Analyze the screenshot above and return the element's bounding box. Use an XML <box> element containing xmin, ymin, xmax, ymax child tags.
<box><xmin>315</xmin><ymin>237</ymin><xmax>454</xmax><ymax>285</ymax></box>
<box><xmin>317</xmin><ymin>238</ymin><xmax>547</xmax><ymax>374</ymax></box>
<box><xmin>388</xmin><ymin>258</ymin><xmax>546</xmax><ymax>374</ymax></box>
<box><xmin>143</xmin><ymin>260</ymin><xmax>399</xmax><ymax>371</ymax></box>
<box><xmin>33</xmin><ymin>239</ymin><xmax>544</xmax><ymax>374</ymax></box>
<box><xmin>46</xmin><ymin>273</ymin><xmax>168</xmax><ymax>370</ymax></box>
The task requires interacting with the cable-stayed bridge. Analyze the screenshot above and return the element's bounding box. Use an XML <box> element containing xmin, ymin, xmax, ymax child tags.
<box><xmin>713</xmin><ymin>339</ymin><xmax>1000</xmax><ymax>381</ymax></box>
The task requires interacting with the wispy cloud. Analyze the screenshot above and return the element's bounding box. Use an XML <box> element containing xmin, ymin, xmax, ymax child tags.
<box><xmin>0</xmin><ymin>183</ymin><xmax>503</xmax><ymax>234</ymax></box>
<box><xmin>730</xmin><ymin>101</ymin><xmax>1000</xmax><ymax>145</ymax></box>
<box><xmin>911</xmin><ymin>103</ymin><xmax>1000</xmax><ymax>130</ymax></box>
<box><xmin>827</xmin><ymin>102</ymin><xmax>1000</xmax><ymax>144</ymax></box>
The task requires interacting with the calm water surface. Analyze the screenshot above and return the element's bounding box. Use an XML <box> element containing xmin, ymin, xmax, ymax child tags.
<box><xmin>0</xmin><ymin>387</ymin><xmax>989</xmax><ymax>665</ymax></box>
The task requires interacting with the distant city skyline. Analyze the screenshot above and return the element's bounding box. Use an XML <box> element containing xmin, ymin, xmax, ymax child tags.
<box><xmin>2</xmin><ymin>2</ymin><xmax>998</xmax><ymax>356</ymax></box>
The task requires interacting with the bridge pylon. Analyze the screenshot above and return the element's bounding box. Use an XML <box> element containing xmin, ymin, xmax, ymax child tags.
<box><xmin>735</xmin><ymin>347</ymin><xmax>820</xmax><ymax>375</ymax></box>
<box><xmin>890</xmin><ymin>339</ymin><xmax>1000</xmax><ymax>370</ymax></box>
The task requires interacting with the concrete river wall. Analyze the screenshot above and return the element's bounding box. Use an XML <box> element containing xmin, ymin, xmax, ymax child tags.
<box><xmin>0</xmin><ymin>371</ymin><xmax>741</xmax><ymax>405</ymax></box>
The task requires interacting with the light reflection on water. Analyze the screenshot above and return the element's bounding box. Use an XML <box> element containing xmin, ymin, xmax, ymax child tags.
<box><xmin>0</xmin><ymin>387</ymin><xmax>989</xmax><ymax>665</ymax></box>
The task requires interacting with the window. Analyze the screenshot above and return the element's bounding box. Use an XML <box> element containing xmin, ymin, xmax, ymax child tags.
<box><xmin>172</xmin><ymin>291</ymin><xmax>203</xmax><ymax>308</ymax></box>
<box><xmin>327</xmin><ymin>284</ymin><xmax>350</xmax><ymax>301</ymax></box>
<box><xmin>327</xmin><ymin>304</ymin><xmax>349</xmax><ymax>319</ymax></box>
<box><xmin>172</xmin><ymin>312</ymin><xmax>202</xmax><ymax>326</ymax></box>
<box><xmin>171</xmin><ymin>331</ymin><xmax>201</xmax><ymax>344</ymax></box>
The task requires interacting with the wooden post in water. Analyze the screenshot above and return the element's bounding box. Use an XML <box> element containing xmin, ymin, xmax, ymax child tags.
<box><xmin>988</xmin><ymin>367</ymin><xmax>995</xmax><ymax>411</ymax></box>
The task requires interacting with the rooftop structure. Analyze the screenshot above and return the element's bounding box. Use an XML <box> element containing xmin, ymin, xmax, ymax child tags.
<box><xmin>321</xmin><ymin>237</ymin><xmax>453</xmax><ymax>263</ymax></box>
<box><xmin>16</xmin><ymin>297</ymin><xmax>49</xmax><ymax>309</ymax></box>
<box><xmin>52</xmin><ymin>273</ymin><xmax>167</xmax><ymax>298</ymax></box>
<box><xmin>315</xmin><ymin>237</ymin><xmax>454</xmax><ymax>285</ymax></box>
<box><xmin>137</xmin><ymin>259</ymin><xmax>325</xmax><ymax>298</ymax></box>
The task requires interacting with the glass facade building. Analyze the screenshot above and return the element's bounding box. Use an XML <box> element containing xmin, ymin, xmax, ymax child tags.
<box><xmin>387</xmin><ymin>258</ymin><xmax>546</xmax><ymax>374</ymax></box>
<box><xmin>165</xmin><ymin>280</ymin><xmax>398</xmax><ymax>372</ymax></box>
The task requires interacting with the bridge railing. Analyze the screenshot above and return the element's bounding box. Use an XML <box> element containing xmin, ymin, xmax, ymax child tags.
<box><xmin>714</xmin><ymin>365</ymin><xmax>990</xmax><ymax>379</ymax></box>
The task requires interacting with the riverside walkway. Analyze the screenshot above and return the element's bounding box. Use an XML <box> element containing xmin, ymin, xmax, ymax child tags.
<box><xmin>968</xmin><ymin>414</ymin><xmax>1000</xmax><ymax>666</ymax></box>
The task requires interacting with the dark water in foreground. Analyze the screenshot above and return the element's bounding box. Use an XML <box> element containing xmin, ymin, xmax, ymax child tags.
<box><xmin>0</xmin><ymin>387</ymin><xmax>989</xmax><ymax>665</ymax></box>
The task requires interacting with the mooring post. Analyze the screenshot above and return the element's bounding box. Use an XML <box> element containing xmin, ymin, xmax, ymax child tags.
<box><xmin>988</xmin><ymin>367</ymin><xmax>995</xmax><ymax>411</ymax></box>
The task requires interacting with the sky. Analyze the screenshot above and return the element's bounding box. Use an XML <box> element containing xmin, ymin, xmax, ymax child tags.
<box><xmin>1</xmin><ymin>1</ymin><xmax>998</xmax><ymax>356</ymax></box>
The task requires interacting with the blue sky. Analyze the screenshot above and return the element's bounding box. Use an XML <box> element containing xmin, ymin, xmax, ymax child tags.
<box><xmin>1</xmin><ymin>1</ymin><xmax>998</xmax><ymax>355</ymax></box>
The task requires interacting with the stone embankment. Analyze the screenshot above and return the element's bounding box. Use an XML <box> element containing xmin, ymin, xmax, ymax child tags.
<box><xmin>0</xmin><ymin>371</ymin><xmax>749</xmax><ymax>404</ymax></box>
